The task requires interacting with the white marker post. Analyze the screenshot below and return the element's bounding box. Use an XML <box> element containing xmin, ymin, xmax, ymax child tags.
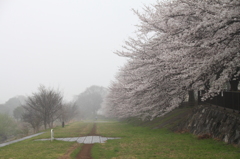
<box><xmin>51</xmin><ymin>129</ymin><xmax>54</xmax><ymax>142</ymax></box>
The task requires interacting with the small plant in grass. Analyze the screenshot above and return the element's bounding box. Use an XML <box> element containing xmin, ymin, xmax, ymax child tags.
<box><xmin>198</xmin><ymin>133</ymin><xmax>212</xmax><ymax>140</ymax></box>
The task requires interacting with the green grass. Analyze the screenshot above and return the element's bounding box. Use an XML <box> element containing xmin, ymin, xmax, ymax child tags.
<box><xmin>124</xmin><ymin>107</ymin><xmax>192</xmax><ymax>130</ymax></box>
<box><xmin>0</xmin><ymin>139</ymin><xmax>74</xmax><ymax>159</ymax></box>
<box><xmin>0</xmin><ymin>121</ymin><xmax>93</xmax><ymax>159</ymax></box>
<box><xmin>1</xmin><ymin>120</ymin><xmax>240</xmax><ymax>159</ymax></box>
<box><xmin>33</xmin><ymin>121</ymin><xmax>94</xmax><ymax>139</ymax></box>
<box><xmin>92</xmin><ymin>121</ymin><xmax>240</xmax><ymax>159</ymax></box>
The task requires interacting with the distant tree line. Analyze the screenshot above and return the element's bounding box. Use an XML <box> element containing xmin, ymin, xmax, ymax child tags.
<box><xmin>20</xmin><ymin>85</ymin><xmax>106</xmax><ymax>132</ymax></box>
<box><xmin>104</xmin><ymin>0</ymin><xmax>240</xmax><ymax>120</ymax></box>
<box><xmin>0</xmin><ymin>85</ymin><xmax>106</xmax><ymax>142</ymax></box>
<box><xmin>0</xmin><ymin>96</ymin><xmax>26</xmax><ymax>116</ymax></box>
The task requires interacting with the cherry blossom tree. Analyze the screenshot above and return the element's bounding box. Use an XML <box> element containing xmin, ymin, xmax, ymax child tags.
<box><xmin>104</xmin><ymin>0</ymin><xmax>240</xmax><ymax>120</ymax></box>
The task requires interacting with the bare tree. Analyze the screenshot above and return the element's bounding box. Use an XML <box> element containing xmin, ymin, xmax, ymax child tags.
<box><xmin>58</xmin><ymin>102</ymin><xmax>79</xmax><ymax>123</ymax></box>
<box><xmin>22</xmin><ymin>108</ymin><xmax>42</xmax><ymax>133</ymax></box>
<box><xmin>13</xmin><ymin>106</ymin><xmax>25</xmax><ymax>121</ymax></box>
<box><xmin>23</xmin><ymin>85</ymin><xmax>63</xmax><ymax>130</ymax></box>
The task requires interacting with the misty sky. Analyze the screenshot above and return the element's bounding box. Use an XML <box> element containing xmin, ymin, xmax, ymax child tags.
<box><xmin>0</xmin><ymin>0</ymin><xmax>157</xmax><ymax>103</ymax></box>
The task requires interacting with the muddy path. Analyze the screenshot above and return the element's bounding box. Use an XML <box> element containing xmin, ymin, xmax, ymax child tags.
<box><xmin>76</xmin><ymin>123</ymin><xmax>96</xmax><ymax>159</ymax></box>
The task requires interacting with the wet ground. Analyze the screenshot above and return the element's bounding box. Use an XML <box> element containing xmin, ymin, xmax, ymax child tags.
<box><xmin>36</xmin><ymin>136</ymin><xmax>120</xmax><ymax>144</ymax></box>
<box><xmin>0</xmin><ymin>132</ymin><xmax>44</xmax><ymax>147</ymax></box>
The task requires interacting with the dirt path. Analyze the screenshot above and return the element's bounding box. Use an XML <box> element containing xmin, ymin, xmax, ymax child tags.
<box><xmin>58</xmin><ymin>143</ymin><xmax>80</xmax><ymax>159</ymax></box>
<box><xmin>76</xmin><ymin>123</ymin><xmax>96</xmax><ymax>159</ymax></box>
<box><xmin>76</xmin><ymin>144</ymin><xmax>94</xmax><ymax>159</ymax></box>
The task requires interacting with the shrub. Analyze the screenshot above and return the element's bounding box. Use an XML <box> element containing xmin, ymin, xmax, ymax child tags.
<box><xmin>0</xmin><ymin>113</ymin><xmax>18</xmax><ymax>142</ymax></box>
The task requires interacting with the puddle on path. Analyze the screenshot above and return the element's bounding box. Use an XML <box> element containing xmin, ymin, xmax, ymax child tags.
<box><xmin>35</xmin><ymin>136</ymin><xmax>121</xmax><ymax>144</ymax></box>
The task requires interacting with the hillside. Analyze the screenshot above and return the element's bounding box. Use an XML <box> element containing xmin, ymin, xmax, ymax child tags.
<box><xmin>126</xmin><ymin>104</ymin><xmax>240</xmax><ymax>146</ymax></box>
<box><xmin>125</xmin><ymin>106</ymin><xmax>193</xmax><ymax>130</ymax></box>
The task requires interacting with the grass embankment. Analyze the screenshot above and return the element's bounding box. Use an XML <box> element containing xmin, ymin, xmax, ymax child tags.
<box><xmin>124</xmin><ymin>107</ymin><xmax>193</xmax><ymax>130</ymax></box>
<box><xmin>93</xmin><ymin>120</ymin><xmax>240</xmax><ymax>159</ymax></box>
<box><xmin>0</xmin><ymin>121</ymin><xmax>94</xmax><ymax>159</ymax></box>
<box><xmin>1</xmin><ymin>112</ymin><xmax>240</xmax><ymax>159</ymax></box>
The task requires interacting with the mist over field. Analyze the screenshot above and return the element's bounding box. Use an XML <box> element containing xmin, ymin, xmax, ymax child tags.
<box><xmin>0</xmin><ymin>0</ymin><xmax>239</xmax><ymax>148</ymax></box>
<box><xmin>0</xmin><ymin>0</ymin><xmax>157</xmax><ymax>143</ymax></box>
<box><xmin>0</xmin><ymin>0</ymin><xmax>156</xmax><ymax>103</ymax></box>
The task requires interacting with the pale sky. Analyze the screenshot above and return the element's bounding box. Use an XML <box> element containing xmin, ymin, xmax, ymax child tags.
<box><xmin>0</xmin><ymin>0</ymin><xmax>157</xmax><ymax>103</ymax></box>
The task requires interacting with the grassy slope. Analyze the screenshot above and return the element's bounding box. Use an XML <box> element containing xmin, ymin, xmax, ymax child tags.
<box><xmin>93</xmin><ymin>120</ymin><xmax>240</xmax><ymax>159</ymax></box>
<box><xmin>124</xmin><ymin>107</ymin><xmax>193</xmax><ymax>130</ymax></box>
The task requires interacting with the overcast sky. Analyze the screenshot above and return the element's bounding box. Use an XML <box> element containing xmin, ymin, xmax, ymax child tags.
<box><xmin>0</xmin><ymin>0</ymin><xmax>157</xmax><ymax>103</ymax></box>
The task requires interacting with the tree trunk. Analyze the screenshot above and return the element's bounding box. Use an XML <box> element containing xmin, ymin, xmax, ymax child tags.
<box><xmin>44</xmin><ymin>120</ymin><xmax>47</xmax><ymax>130</ymax></box>
<box><xmin>49</xmin><ymin>122</ymin><xmax>53</xmax><ymax>128</ymax></box>
<box><xmin>188</xmin><ymin>90</ymin><xmax>195</xmax><ymax>107</ymax></box>
<box><xmin>229</xmin><ymin>80</ymin><xmax>239</xmax><ymax>91</ymax></box>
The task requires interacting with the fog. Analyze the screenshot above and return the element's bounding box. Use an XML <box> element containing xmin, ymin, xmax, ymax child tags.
<box><xmin>0</xmin><ymin>0</ymin><xmax>156</xmax><ymax>103</ymax></box>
